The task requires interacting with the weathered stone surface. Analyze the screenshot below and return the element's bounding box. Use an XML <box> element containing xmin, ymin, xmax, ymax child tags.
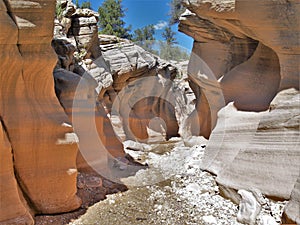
<box><xmin>283</xmin><ymin>176</ymin><xmax>300</xmax><ymax>224</ymax></box>
<box><xmin>0</xmin><ymin>122</ymin><xmax>34</xmax><ymax>225</ymax></box>
<box><xmin>52</xmin><ymin>38</ymin><xmax>76</xmax><ymax>70</ymax></box>
<box><xmin>54</xmin><ymin>7</ymin><xmax>175</xmax><ymax>175</ymax></box>
<box><xmin>70</xmin><ymin>8</ymin><xmax>101</xmax><ymax>59</ymax></box>
<box><xmin>54</xmin><ymin>0</ymin><xmax>75</xmax><ymax>36</ymax></box>
<box><xmin>98</xmin><ymin>40</ymin><xmax>183</xmax><ymax>142</ymax></box>
<box><xmin>237</xmin><ymin>190</ymin><xmax>261</xmax><ymax>225</ymax></box>
<box><xmin>0</xmin><ymin>0</ymin><xmax>80</xmax><ymax>223</ymax></box>
<box><xmin>221</xmin><ymin>42</ymin><xmax>281</xmax><ymax>111</ymax></box>
<box><xmin>54</xmin><ymin>2</ymin><xmax>192</xmax><ymax>145</ymax></box>
<box><xmin>179</xmin><ymin>9</ymin><xmax>258</xmax><ymax>79</ymax></box>
<box><xmin>180</xmin><ymin>0</ymin><xmax>299</xmax><ymax>138</ymax></box>
<box><xmin>179</xmin><ymin>0</ymin><xmax>300</xmax><ymax>223</ymax></box>
<box><xmin>99</xmin><ymin>34</ymin><xmax>130</xmax><ymax>45</ymax></box>
<box><xmin>53</xmin><ymin>67</ymin><xmax>125</xmax><ymax>160</ymax></box>
<box><xmin>52</xmin><ymin>43</ymin><xmax>126</xmax><ymax>175</ymax></box>
<box><xmin>53</xmin><ymin>5</ymin><xmax>188</xmax><ymax>143</ymax></box>
<box><xmin>201</xmin><ymin>89</ymin><xmax>299</xmax><ymax>218</ymax></box>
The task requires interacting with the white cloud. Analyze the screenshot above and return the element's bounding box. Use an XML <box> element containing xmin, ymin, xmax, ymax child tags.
<box><xmin>154</xmin><ymin>21</ymin><xmax>168</xmax><ymax>30</ymax></box>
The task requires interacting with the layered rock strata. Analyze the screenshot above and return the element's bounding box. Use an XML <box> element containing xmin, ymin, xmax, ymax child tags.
<box><xmin>53</xmin><ymin>2</ymin><xmax>187</xmax><ymax>144</ymax></box>
<box><xmin>179</xmin><ymin>0</ymin><xmax>300</xmax><ymax>222</ymax></box>
<box><xmin>53</xmin><ymin>5</ymin><xmax>127</xmax><ymax>174</ymax></box>
<box><xmin>180</xmin><ymin>0</ymin><xmax>299</xmax><ymax>137</ymax></box>
<box><xmin>98</xmin><ymin>40</ymin><xmax>181</xmax><ymax>142</ymax></box>
<box><xmin>0</xmin><ymin>0</ymin><xmax>80</xmax><ymax>224</ymax></box>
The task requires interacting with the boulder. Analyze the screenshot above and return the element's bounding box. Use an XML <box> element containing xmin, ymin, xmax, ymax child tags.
<box><xmin>283</xmin><ymin>176</ymin><xmax>300</xmax><ymax>224</ymax></box>
<box><xmin>237</xmin><ymin>190</ymin><xmax>261</xmax><ymax>225</ymax></box>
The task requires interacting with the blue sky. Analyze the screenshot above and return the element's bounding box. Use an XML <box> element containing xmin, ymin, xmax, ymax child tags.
<box><xmin>77</xmin><ymin>0</ymin><xmax>193</xmax><ymax>51</ymax></box>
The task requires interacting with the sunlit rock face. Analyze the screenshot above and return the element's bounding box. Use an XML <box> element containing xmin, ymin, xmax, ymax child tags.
<box><xmin>53</xmin><ymin>4</ymin><xmax>127</xmax><ymax>173</ymax></box>
<box><xmin>53</xmin><ymin>35</ymin><xmax>183</xmax><ymax>144</ymax></box>
<box><xmin>284</xmin><ymin>176</ymin><xmax>300</xmax><ymax>224</ymax></box>
<box><xmin>201</xmin><ymin>88</ymin><xmax>299</xmax><ymax>198</ymax></box>
<box><xmin>179</xmin><ymin>0</ymin><xmax>299</xmax><ymax>222</ymax></box>
<box><xmin>0</xmin><ymin>0</ymin><xmax>80</xmax><ymax>224</ymax></box>
<box><xmin>98</xmin><ymin>39</ymin><xmax>182</xmax><ymax>143</ymax></box>
<box><xmin>180</xmin><ymin>0</ymin><xmax>299</xmax><ymax>137</ymax></box>
<box><xmin>70</xmin><ymin>8</ymin><xmax>101</xmax><ymax>59</ymax></box>
<box><xmin>53</xmin><ymin>2</ymin><xmax>187</xmax><ymax>144</ymax></box>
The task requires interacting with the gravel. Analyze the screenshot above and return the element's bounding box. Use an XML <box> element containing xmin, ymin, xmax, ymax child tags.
<box><xmin>69</xmin><ymin>138</ymin><xmax>286</xmax><ymax>225</ymax></box>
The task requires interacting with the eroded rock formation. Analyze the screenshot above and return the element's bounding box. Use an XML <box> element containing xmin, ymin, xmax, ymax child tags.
<box><xmin>53</xmin><ymin>5</ymin><xmax>127</xmax><ymax>175</ymax></box>
<box><xmin>179</xmin><ymin>0</ymin><xmax>299</xmax><ymax>223</ymax></box>
<box><xmin>53</xmin><ymin>2</ymin><xmax>188</xmax><ymax>145</ymax></box>
<box><xmin>200</xmin><ymin>89</ymin><xmax>300</xmax><ymax>222</ymax></box>
<box><xmin>98</xmin><ymin>39</ymin><xmax>182</xmax><ymax>142</ymax></box>
<box><xmin>180</xmin><ymin>0</ymin><xmax>299</xmax><ymax>138</ymax></box>
<box><xmin>0</xmin><ymin>0</ymin><xmax>80</xmax><ymax>224</ymax></box>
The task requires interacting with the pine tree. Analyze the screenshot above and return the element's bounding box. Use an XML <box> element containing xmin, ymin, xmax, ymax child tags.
<box><xmin>133</xmin><ymin>25</ymin><xmax>155</xmax><ymax>42</ymax></box>
<box><xmin>98</xmin><ymin>0</ymin><xmax>131</xmax><ymax>39</ymax></box>
<box><xmin>133</xmin><ymin>25</ymin><xmax>157</xmax><ymax>54</ymax></box>
<box><xmin>160</xmin><ymin>42</ymin><xmax>189</xmax><ymax>61</ymax></box>
<box><xmin>55</xmin><ymin>0</ymin><xmax>63</xmax><ymax>21</ymax></box>
<box><xmin>160</xmin><ymin>26</ymin><xmax>189</xmax><ymax>61</ymax></box>
<box><xmin>162</xmin><ymin>26</ymin><xmax>177</xmax><ymax>45</ymax></box>
<box><xmin>81</xmin><ymin>1</ymin><xmax>91</xmax><ymax>9</ymax></box>
<box><xmin>169</xmin><ymin>0</ymin><xmax>185</xmax><ymax>25</ymax></box>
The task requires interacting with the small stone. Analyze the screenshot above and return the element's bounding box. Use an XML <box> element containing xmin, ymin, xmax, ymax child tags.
<box><xmin>237</xmin><ymin>190</ymin><xmax>261</xmax><ymax>225</ymax></box>
<box><xmin>155</xmin><ymin>204</ymin><xmax>162</xmax><ymax>210</ymax></box>
<box><xmin>202</xmin><ymin>215</ymin><xmax>217</xmax><ymax>224</ymax></box>
<box><xmin>85</xmin><ymin>176</ymin><xmax>102</xmax><ymax>188</ymax></box>
<box><xmin>186</xmin><ymin>167</ymin><xmax>196</xmax><ymax>175</ymax></box>
<box><xmin>77</xmin><ymin>181</ymin><xmax>84</xmax><ymax>189</ymax></box>
<box><xmin>83</xmin><ymin>58</ymin><xmax>93</xmax><ymax>65</ymax></box>
<box><xmin>108</xmin><ymin>199</ymin><xmax>115</xmax><ymax>204</ymax></box>
<box><xmin>258</xmin><ymin>215</ymin><xmax>278</xmax><ymax>225</ymax></box>
<box><xmin>186</xmin><ymin>183</ymin><xmax>201</xmax><ymax>194</ymax></box>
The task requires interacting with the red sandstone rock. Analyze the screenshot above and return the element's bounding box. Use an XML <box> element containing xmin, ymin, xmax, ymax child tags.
<box><xmin>0</xmin><ymin>0</ymin><xmax>80</xmax><ymax>223</ymax></box>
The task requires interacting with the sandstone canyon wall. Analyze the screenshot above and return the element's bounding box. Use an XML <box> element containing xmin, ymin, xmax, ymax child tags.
<box><xmin>50</xmin><ymin>1</ymin><xmax>191</xmax><ymax>186</ymax></box>
<box><xmin>1</xmin><ymin>0</ymin><xmax>298</xmax><ymax>224</ymax></box>
<box><xmin>179</xmin><ymin>0</ymin><xmax>299</xmax><ymax>223</ymax></box>
<box><xmin>0</xmin><ymin>0</ymin><xmax>80</xmax><ymax>224</ymax></box>
<box><xmin>52</xmin><ymin>8</ymin><xmax>127</xmax><ymax>174</ymax></box>
<box><xmin>98</xmin><ymin>40</ymin><xmax>182</xmax><ymax>142</ymax></box>
<box><xmin>52</xmin><ymin>1</ymin><xmax>188</xmax><ymax>146</ymax></box>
